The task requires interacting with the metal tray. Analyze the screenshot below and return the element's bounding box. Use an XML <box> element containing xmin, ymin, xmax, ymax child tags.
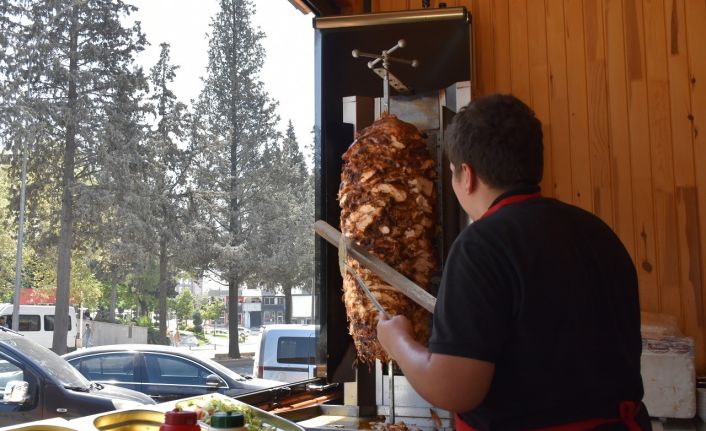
<box><xmin>0</xmin><ymin>427</ymin><xmax>77</xmax><ymax>431</ymax></box>
<box><xmin>278</xmin><ymin>405</ymin><xmax>385</xmax><ymax>431</ymax></box>
<box><xmin>92</xmin><ymin>409</ymin><xmax>165</xmax><ymax>431</ymax></box>
<box><xmin>164</xmin><ymin>393</ymin><xmax>305</xmax><ymax>431</ymax></box>
<box><xmin>0</xmin><ymin>418</ymin><xmax>77</xmax><ymax>431</ymax></box>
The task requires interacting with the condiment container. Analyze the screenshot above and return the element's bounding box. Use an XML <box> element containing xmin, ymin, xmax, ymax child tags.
<box><xmin>210</xmin><ymin>411</ymin><xmax>246</xmax><ymax>431</ymax></box>
<box><xmin>160</xmin><ymin>409</ymin><xmax>201</xmax><ymax>431</ymax></box>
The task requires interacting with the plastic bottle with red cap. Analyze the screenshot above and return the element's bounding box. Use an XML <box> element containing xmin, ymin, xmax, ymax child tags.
<box><xmin>160</xmin><ymin>409</ymin><xmax>201</xmax><ymax>431</ymax></box>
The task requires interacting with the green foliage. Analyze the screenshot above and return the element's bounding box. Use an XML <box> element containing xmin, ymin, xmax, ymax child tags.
<box><xmin>192</xmin><ymin>311</ymin><xmax>203</xmax><ymax>334</ymax></box>
<box><xmin>0</xmin><ymin>0</ymin><xmax>148</xmax><ymax>353</ymax></box>
<box><xmin>192</xmin><ymin>0</ymin><xmax>280</xmax><ymax>357</ymax></box>
<box><xmin>200</xmin><ymin>297</ymin><xmax>225</xmax><ymax>334</ymax></box>
<box><xmin>125</xmin><ymin>259</ymin><xmax>160</xmax><ymax>316</ymax></box>
<box><xmin>0</xmin><ymin>1</ymin><xmax>315</xmax><ymax>340</ymax></box>
<box><xmin>201</xmin><ymin>297</ymin><xmax>225</xmax><ymax>323</ymax></box>
<box><xmin>148</xmin><ymin>326</ymin><xmax>168</xmax><ymax>345</ymax></box>
<box><xmin>173</xmin><ymin>288</ymin><xmax>195</xmax><ymax>326</ymax></box>
<box><xmin>255</xmin><ymin>122</ymin><xmax>314</xmax><ymax>322</ymax></box>
<box><xmin>136</xmin><ymin>315</ymin><xmax>152</xmax><ymax>327</ymax></box>
<box><xmin>0</xmin><ymin>169</ymin><xmax>18</xmax><ymax>302</ymax></box>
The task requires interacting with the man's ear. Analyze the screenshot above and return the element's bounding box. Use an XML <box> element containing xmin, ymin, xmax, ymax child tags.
<box><xmin>461</xmin><ymin>163</ymin><xmax>475</xmax><ymax>193</ymax></box>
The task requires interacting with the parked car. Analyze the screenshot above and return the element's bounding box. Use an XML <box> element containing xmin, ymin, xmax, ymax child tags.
<box><xmin>0</xmin><ymin>303</ymin><xmax>78</xmax><ymax>351</ymax></box>
<box><xmin>0</xmin><ymin>328</ymin><xmax>154</xmax><ymax>427</ymax></box>
<box><xmin>237</xmin><ymin>326</ymin><xmax>250</xmax><ymax>337</ymax></box>
<box><xmin>63</xmin><ymin>344</ymin><xmax>286</xmax><ymax>402</ymax></box>
<box><xmin>253</xmin><ymin>324</ymin><xmax>318</xmax><ymax>383</ymax></box>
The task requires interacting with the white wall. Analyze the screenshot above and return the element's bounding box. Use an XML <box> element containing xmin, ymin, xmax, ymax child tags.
<box><xmin>84</xmin><ymin>321</ymin><xmax>147</xmax><ymax>346</ymax></box>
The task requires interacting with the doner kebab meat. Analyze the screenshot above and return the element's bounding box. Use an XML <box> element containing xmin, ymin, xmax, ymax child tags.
<box><xmin>338</xmin><ymin>114</ymin><xmax>437</xmax><ymax>364</ymax></box>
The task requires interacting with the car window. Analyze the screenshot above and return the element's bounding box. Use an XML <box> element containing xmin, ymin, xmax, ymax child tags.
<box><xmin>44</xmin><ymin>315</ymin><xmax>72</xmax><ymax>331</ymax></box>
<box><xmin>1</xmin><ymin>338</ymin><xmax>90</xmax><ymax>390</ymax></box>
<box><xmin>70</xmin><ymin>353</ymin><xmax>136</xmax><ymax>383</ymax></box>
<box><xmin>17</xmin><ymin>315</ymin><xmax>40</xmax><ymax>332</ymax></box>
<box><xmin>144</xmin><ymin>354</ymin><xmax>212</xmax><ymax>386</ymax></box>
<box><xmin>0</xmin><ymin>360</ymin><xmax>24</xmax><ymax>398</ymax></box>
<box><xmin>0</xmin><ymin>351</ymin><xmax>39</xmax><ymax>412</ymax></box>
<box><xmin>277</xmin><ymin>336</ymin><xmax>315</xmax><ymax>365</ymax></box>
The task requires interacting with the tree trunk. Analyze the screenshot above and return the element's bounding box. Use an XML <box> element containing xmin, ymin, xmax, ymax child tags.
<box><xmin>228</xmin><ymin>276</ymin><xmax>241</xmax><ymax>358</ymax></box>
<box><xmin>159</xmin><ymin>235</ymin><xmax>168</xmax><ymax>344</ymax></box>
<box><xmin>109</xmin><ymin>276</ymin><xmax>117</xmax><ymax>323</ymax></box>
<box><xmin>284</xmin><ymin>284</ymin><xmax>293</xmax><ymax>324</ymax></box>
<box><xmin>52</xmin><ymin>5</ymin><xmax>79</xmax><ymax>355</ymax></box>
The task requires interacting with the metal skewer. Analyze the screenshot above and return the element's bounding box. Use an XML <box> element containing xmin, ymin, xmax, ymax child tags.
<box><xmin>352</xmin><ymin>39</ymin><xmax>419</xmax><ymax>114</ymax></box>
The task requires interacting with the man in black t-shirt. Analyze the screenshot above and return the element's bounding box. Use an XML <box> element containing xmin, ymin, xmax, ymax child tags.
<box><xmin>376</xmin><ymin>94</ymin><xmax>649</xmax><ymax>430</ymax></box>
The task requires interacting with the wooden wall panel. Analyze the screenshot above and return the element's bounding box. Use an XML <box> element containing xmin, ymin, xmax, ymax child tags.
<box><xmin>684</xmin><ymin>0</ymin><xmax>706</xmax><ymax>374</ymax></box>
<box><xmin>643</xmin><ymin>0</ymin><xmax>683</xmax><ymax>324</ymax></box>
<box><xmin>526</xmin><ymin>1</ymin><xmax>553</xmax><ymax>196</ymax></box>
<box><xmin>367</xmin><ymin>0</ymin><xmax>706</xmax><ymax>372</ymax></box>
<box><xmin>508</xmin><ymin>0</ymin><xmax>530</xmax><ymax>102</ymax></box>
<box><xmin>373</xmin><ymin>0</ymin><xmax>408</xmax><ymax>11</ymax></box>
<box><xmin>624</xmin><ymin>0</ymin><xmax>661</xmax><ymax>312</ymax></box>
<box><xmin>545</xmin><ymin>0</ymin><xmax>573</xmax><ymax>202</ymax></box>
<box><xmin>471</xmin><ymin>0</ymin><xmax>495</xmax><ymax>96</ymax></box>
<box><xmin>670</xmin><ymin>0</ymin><xmax>706</xmax><ymax>372</ymax></box>
<box><xmin>493</xmin><ymin>0</ymin><xmax>512</xmax><ymax>93</ymax></box>
<box><xmin>584</xmin><ymin>0</ymin><xmax>614</xmax><ymax>226</ymax></box>
<box><xmin>565</xmin><ymin>0</ymin><xmax>593</xmax><ymax>212</ymax></box>
<box><xmin>603</xmin><ymin>0</ymin><xmax>637</xmax><ymax>263</ymax></box>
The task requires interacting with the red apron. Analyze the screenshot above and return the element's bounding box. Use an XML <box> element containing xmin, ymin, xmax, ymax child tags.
<box><xmin>462</xmin><ymin>193</ymin><xmax>645</xmax><ymax>430</ymax></box>
<box><xmin>455</xmin><ymin>401</ymin><xmax>643</xmax><ymax>431</ymax></box>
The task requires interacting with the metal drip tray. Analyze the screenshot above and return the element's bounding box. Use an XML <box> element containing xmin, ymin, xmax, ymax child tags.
<box><xmin>0</xmin><ymin>418</ymin><xmax>77</xmax><ymax>431</ymax></box>
<box><xmin>0</xmin><ymin>427</ymin><xmax>77</xmax><ymax>431</ymax></box>
<box><xmin>92</xmin><ymin>409</ymin><xmax>165</xmax><ymax>431</ymax></box>
<box><xmin>279</xmin><ymin>405</ymin><xmax>384</xmax><ymax>431</ymax></box>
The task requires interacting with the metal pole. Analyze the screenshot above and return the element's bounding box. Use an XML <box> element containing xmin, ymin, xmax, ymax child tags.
<box><xmin>12</xmin><ymin>137</ymin><xmax>28</xmax><ymax>331</ymax></box>
<box><xmin>389</xmin><ymin>360</ymin><xmax>395</xmax><ymax>423</ymax></box>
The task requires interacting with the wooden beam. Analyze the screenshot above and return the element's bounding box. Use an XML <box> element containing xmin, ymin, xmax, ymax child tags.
<box><xmin>301</xmin><ymin>0</ymin><xmax>341</xmax><ymax>16</ymax></box>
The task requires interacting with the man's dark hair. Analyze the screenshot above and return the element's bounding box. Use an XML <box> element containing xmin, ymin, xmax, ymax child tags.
<box><xmin>444</xmin><ymin>94</ymin><xmax>543</xmax><ymax>189</ymax></box>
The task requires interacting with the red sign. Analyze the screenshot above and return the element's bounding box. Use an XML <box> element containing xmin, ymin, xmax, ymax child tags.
<box><xmin>19</xmin><ymin>288</ymin><xmax>77</xmax><ymax>305</ymax></box>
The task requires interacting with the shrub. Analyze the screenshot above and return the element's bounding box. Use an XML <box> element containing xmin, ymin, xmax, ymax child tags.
<box><xmin>192</xmin><ymin>311</ymin><xmax>203</xmax><ymax>334</ymax></box>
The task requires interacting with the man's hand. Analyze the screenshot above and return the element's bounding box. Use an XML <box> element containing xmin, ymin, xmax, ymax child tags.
<box><xmin>376</xmin><ymin>312</ymin><xmax>414</xmax><ymax>359</ymax></box>
<box><xmin>375</xmin><ymin>312</ymin><xmax>495</xmax><ymax>413</ymax></box>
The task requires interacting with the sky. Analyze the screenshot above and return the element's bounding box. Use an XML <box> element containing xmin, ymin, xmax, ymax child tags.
<box><xmin>128</xmin><ymin>0</ymin><xmax>315</xmax><ymax>153</ymax></box>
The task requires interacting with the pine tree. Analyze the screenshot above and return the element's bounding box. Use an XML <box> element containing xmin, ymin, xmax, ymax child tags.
<box><xmin>194</xmin><ymin>0</ymin><xmax>279</xmax><ymax>358</ymax></box>
<box><xmin>145</xmin><ymin>43</ymin><xmax>194</xmax><ymax>344</ymax></box>
<box><xmin>257</xmin><ymin>122</ymin><xmax>314</xmax><ymax>323</ymax></box>
<box><xmin>0</xmin><ymin>0</ymin><xmax>146</xmax><ymax>353</ymax></box>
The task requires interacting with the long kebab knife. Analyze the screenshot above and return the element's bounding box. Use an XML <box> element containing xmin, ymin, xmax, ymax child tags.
<box><xmin>338</xmin><ymin>234</ymin><xmax>389</xmax><ymax>318</ymax></box>
<box><xmin>315</xmin><ymin>219</ymin><xmax>436</xmax><ymax>313</ymax></box>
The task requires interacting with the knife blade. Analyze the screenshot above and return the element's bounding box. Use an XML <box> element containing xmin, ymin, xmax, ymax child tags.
<box><xmin>338</xmin><ymin>235</ymin><xmax>389</xmax><ymax>318</ymax></box>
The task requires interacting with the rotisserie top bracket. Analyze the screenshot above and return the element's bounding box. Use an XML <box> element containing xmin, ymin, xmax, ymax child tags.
<box><xmin>351</xmin><ymin>39</ymin><xmax>419</xmax><ymax>114</ymax></box>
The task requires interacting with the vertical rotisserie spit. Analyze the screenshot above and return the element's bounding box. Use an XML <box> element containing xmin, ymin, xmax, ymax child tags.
<box><xmin>338</xmin><ymin>114</ymin><xmax>437</xmax><ymax>364</ymax></box>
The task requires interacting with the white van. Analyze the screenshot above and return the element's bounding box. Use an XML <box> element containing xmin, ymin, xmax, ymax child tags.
<box><xmin>252</xmin><ymin>324</ymin><xmax>318</xmax><ymax>383</ymax></box>
<box><xmin>0</xmin><ymin>303</ymin><xmax>77</xmax><ymax>351</ymax></box>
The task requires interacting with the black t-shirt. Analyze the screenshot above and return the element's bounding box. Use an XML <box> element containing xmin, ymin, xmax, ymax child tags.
<box><xmin>428</xmin><ymin>189</ymin><xmax>643</xmax><ymax>430</ymax></box>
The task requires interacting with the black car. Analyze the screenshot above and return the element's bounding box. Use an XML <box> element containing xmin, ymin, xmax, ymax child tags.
<box><xmin>0</xmin><ymin>329</ymin><xmax>154</xmax><ymax>427</ymax></box>
<box><xmin>63</xmin><ymin>344</ymin><xmax>286</xmax><ymax>402</ymax></box>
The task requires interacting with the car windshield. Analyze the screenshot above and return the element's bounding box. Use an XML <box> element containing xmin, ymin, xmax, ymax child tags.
<box><xmin>2</xmin><ymin>338</ymin><xmax>91</xmax><ymax>390</ymax></box>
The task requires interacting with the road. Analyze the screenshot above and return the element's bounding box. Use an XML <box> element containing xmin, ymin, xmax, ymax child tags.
<box><xmin>178</xmin><ymin>330</ymin><xmax>259</xmax><ymax>377</ymax></box>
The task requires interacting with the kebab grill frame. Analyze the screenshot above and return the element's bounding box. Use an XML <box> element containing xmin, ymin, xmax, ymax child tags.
<box><xmin>309</xmin><ymin>7</ymin><xmax>472</xmax><ymax>430</ymax></box>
